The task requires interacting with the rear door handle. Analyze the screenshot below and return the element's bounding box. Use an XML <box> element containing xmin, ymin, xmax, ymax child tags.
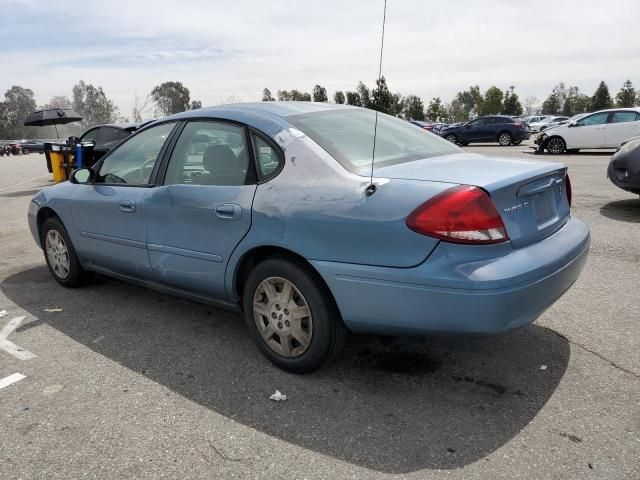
<box><xmin>215</xmin><ymin>203</ymin><xmax>242</xmax><ymax>220</ymax></box>
<box><xmin>119</xmin><ymin>199</ymin><xmax>136</xmax><ymax>213</ymax></box>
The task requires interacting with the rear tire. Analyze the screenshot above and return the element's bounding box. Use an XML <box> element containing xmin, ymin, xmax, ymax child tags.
<box><xmin>546</xmin><ymin>137</ymin><xmax>566</xmax><ymax>154</ymax></box>
<box><xmin>22</xmin><ymin>148</ymin><xmax>30</xmax><ymax>155</ymax></box>
<box><xmin>444</xmin><ymin>134</ymin><xmax>458</xmax><ymax>144</ymax></box>
<box><xmin>498</xmin><ymin>132</ymin><xmax>513</xmax><ymax>146</ymax></box>
<box><xmin>42</xmin><ymin>217</ymin><xmax>92</xmax><ymax>288</ymax></box>
<box><xmin>242</xmin><ymin>257</ymin><xmax>347</xmax><ymax>373</ymax></box>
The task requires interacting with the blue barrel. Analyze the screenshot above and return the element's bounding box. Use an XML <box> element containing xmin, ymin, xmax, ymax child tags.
<box><xmin>75</xmin><ymin>143</ymin><xmax>83</xmax><ymax>169</ymax></box>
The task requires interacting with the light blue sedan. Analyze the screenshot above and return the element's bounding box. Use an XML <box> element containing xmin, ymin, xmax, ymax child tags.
<box><xmin>28</xmin><ymin>103</ymin><xmax>590</xmax><ymax>372</ymax></box>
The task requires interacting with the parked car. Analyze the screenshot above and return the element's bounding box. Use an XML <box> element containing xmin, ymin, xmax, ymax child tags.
<box><xmin>539</xmin><ymin>116</ymin><xmax>570</xmax><ymax>132</ymax></box>
<box><xmin>408</xmin><ymin>120</ymin><xmax>447</xmax><ymax>135</ymax></box>
<box><xmin>607</xmin><ymin>136</ymin><xmax>640</xmax><ymax>195</ymax></box>
<box><xmin>28</xmin><ymin>103</ymin><xmax>590</xmax><ymax>372</ymax></box>
<box><xmin>534</xmin><ymin>108</ymin><xmax>640</xmax><ymax>154</ymax></box>
<box><xmin>16</xmin><ymin>139</ymin><xmax>45</xmax><ymax>154</ymax></box>
<box><xmin>440</xmin><ymin>115</ymin><xmax>531</xmax><ymax>146</ymax></box>
<box><xmin>527</xmin><ymin>116</ymin><xmax>555</xmax><ymax>133</ymax></box>
<box><xmin>45</xmin><ymin>121</ymin><xmax>153</xmax><ymax>173</ymax></box>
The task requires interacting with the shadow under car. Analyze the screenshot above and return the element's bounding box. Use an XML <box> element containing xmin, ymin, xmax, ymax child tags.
<box><xmin>1</xmin><ymin>266</ymin><xmax>570</xmax><ymax>474</ymax></box>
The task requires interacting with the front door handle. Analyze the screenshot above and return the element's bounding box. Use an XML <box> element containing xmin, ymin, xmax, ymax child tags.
<box><xmin>119</xmin><ymin>199</ymin><xmax>136</xmax><ymax>213</ymax></box>
<box><xmin>215</xmin><ymin>203</ymin><xmax>242</xmax><ymax>220</ymax></box>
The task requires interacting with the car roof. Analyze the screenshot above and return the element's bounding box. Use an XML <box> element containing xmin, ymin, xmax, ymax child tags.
<box><xmin>168</xmin><ymin>102</ymin><xmax>357</xmax><ymax>121</ymax></box>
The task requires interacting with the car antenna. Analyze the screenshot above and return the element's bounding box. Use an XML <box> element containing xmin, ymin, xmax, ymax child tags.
<box><xmin>365</xmin><ymin>0</ymin><xmax>387</xmax><ymax>197</ymax></box>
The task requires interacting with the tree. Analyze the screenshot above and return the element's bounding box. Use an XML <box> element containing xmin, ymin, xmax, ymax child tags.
<box><xmin>591</xmin><ymin>81</ymin><xmax>613</xmax><ymax>111</ymax></box>
<box><xmin>0</xmin><ymin>86</ymin><xmax>37</xmax><ymax>139</ymax></box>
<box><xmin>425</xmin><ymin>97</ymin><xmax>446</xmax><ymax>122</ymax></box>
<box><xmin>370</xmin><ymin>76</ymin><xmax>394</xmax><ymax>114</ymax></box>
<box><xmin>479</xmin><ymin>86</ymin><xmax>504</xmax><ymax>115</ymax></box>
<box><xmin>402</xmin><ymin>95</ymin><xmax>424</xmax><ymax>120</ymax></box>
<box><xmin>345</xmin><ymin>91</ymin><xmax>361</xmax><ymax>106</ymax></box>
<box><xmin>541</xmin><ymin>83</ymin><xmax>567</xmax><ymax>114</ymax></box>
<box><xmin>312</xmin><ymin>85</ymin><xmax>328</xmax><ymax>102</ymax></box>
<box><xmin>72</xmin><ymin>81</ymin><xmax>119</xmax><ymax>127</ymax></box>
<box><xmin>262</xmin><ymin>88</ymin><xmax>275</xmax><ymax>102</ymax></box>
<box><xmin>502</xmin><ymin>86</ymin><xmax>523</xmax><ymax>116</ymax></box>
<box><xmin>190</xmin><ymin>100</ymin><xmax>202</xmax><ymax>110</ymax></box>
<box><xmin>150</xmin><ymin>81</ymin><xmax>191</xmax><ymax>116</ymax></box>
<box><xmin>333</xmin><ymin>91</ymin><xmax>345</xmax><ymax>104</ymax></box>
<box><xmin>356</xmin><ymin>81</ymin><xmax>371</xmax><ymax>108</ymax></box>
<box><xmin>277</xmin><ymin>89</ymin><xmax>311</xmax><ymax>101</ymax></box>
<box><xmin>132</xmin><ymin>93</ymin><xmax>152</xmax><ymax>122</ymax></box>
<box><xmin>449</xmin><ymin>85</ymin><xmax>483</xmax><ymax>121</ymax></box>
<box><xmin>562</xmin><ymin>86</ymin><xmax>590</xmax><ymax>116</ymax></box>
<box><xmin>615</xmin><ymin>80</ymin><xmax>636</xmax><ymax>107</ymax></box>
<box><xmin>524</xmin><ymin>96</ymin><xmax>539</xmax><ymax>116</ymax></box>
<box><xmin>45</xmin><ymin>95</ymin><xmax>72</xmax><ymax>109</ymax></box>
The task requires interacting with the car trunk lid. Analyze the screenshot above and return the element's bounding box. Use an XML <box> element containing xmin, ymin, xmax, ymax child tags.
<box><xmin>375</xmin><ymin>152</ymin><xmax>570</xmax><ymax>248</ymax></box>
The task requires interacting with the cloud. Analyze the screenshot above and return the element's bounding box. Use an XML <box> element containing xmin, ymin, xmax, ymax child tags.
<box><xmin>1</xmin><ymin>0</ymin><xmax>639</xmax><ymax>116</ymax></box>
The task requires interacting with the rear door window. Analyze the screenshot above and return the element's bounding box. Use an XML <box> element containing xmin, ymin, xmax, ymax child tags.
<box><xmin>164</xmin><ymin>121</ymin><xmax>251</xmax><ymax>186</ymax></box>
<box><xmin>610</xmin><ymin>112</ymin><xmax>639</xmax><ymax>123</ymax></box>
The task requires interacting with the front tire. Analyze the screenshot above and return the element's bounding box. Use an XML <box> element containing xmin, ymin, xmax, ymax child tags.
<box><xmin>444</xmin><ymin>134</ymin><xmax>458</xmax><ymax>144</ymax></box>
<box><xmin>42</xmin><ymin>217</ymin><xmax>92</xmax><ymax>288</ymax></box>
<box><xmin>498</xmin><ymin>132</ymin><xmax>513</xmax><ymax>146</ymax></box>
<box><xmin>546</xmin><ymin>137</ymin><xmax>566</xmax><ymax>154</ymax></box>
<box><xmin>242</xmin><ymin>257</ymin><xmax>347</xmax><ymax>373</ymax></box>
<box><xmin>22</xmin><ymin>147</ymin><xmax>30</xmax><ymax>155</ymax></box>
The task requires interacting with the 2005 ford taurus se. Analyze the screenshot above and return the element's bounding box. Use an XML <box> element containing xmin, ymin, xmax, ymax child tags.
<box><xmin>28</xmin><ymin>102</ymin><xmax>590</xmax><ymax>372</ymax></box>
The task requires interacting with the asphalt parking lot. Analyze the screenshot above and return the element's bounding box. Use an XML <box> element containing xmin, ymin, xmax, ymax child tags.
<box><xmin>1</xmin><ymin>143</ymin><xmax>638</xmax><ymax>480</ymax></box>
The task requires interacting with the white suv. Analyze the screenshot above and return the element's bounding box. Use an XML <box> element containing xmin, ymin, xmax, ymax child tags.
<box><xmin>535</xmin><ymin>108</ymin><xmax>640</xmax><ymax>154</ymax></box>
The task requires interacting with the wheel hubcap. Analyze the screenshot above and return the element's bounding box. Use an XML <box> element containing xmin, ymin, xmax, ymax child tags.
<box><xmin>45</xmin><ymin>230</ymin><xmax>70</xmax><ymax>279</ymax></box>
<box><xmin>548</xmin><ymin>139</ymin><xmax>563</xmax><ymax>153</ymax></box>
<box><xmin>499</xmin><ymin>134</ymin><xmax>511</xmax><ymax>145</ymax></box>
<box><xmin>253</xmin><ymin>277</ymin><xmax>313</xmax><ymax>357</ymax></box>
<box><xmin>446</xmin><ymin>135</ymin><xmax>456</xmax><ymax>143</ymax></box>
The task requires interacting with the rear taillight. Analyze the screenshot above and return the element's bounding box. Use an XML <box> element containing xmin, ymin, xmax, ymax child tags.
<box><xmin>565</xmin><ymin>174</ymin><xmax>572</xmax><ymax>207</ymax></box>
<box><xmin>406</xmin><ymin>185</ymin><xmax>508</xmax><ymax>245</ymax></box>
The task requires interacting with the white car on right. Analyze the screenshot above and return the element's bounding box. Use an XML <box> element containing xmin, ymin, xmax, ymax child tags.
<box><xmin>535</xmin><ymin>108</ymin><xmax>640</xmax><ymax>154</ymax></box>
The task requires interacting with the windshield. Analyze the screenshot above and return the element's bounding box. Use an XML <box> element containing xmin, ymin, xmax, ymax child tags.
<box><xmin>288</xmin><ymin>109</ymin><xmax>461</xmax><ymax>175</ymax></box>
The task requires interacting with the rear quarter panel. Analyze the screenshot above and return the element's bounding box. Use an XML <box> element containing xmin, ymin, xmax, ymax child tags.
<box><xmin>225</xmin><ymin>135</ymin><xmax>452</xmax><ymax>297</ymax></box>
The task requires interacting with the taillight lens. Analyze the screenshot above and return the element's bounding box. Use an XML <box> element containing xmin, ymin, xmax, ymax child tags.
<box><xmin>406</xmin><ymin>185</ymin><xmax>509</xmax><ymax>245</ymax></box>
<box><xmin>565</xmin><ymin>174</ymin><xmax>572</xmax><ymax>207</ymax></box>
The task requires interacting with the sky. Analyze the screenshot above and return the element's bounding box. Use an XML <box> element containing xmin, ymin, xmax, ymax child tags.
<box><xmin>1</xmin><ymin>0</ymin><xmax>639</xmax><ymax>118</ymax></box>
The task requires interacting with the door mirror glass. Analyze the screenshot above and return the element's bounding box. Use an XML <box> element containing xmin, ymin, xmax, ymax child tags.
<box><xmin>70</xmin><ymin>168</ymin><xmax>94</xmax><ymax>184</ymax></box>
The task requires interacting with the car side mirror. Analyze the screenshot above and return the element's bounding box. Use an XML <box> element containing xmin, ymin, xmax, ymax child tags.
<box><xmin>568</xmin><ymin>123</ymin><xmax>578</xmax><ymax>128</ymax></box>
<box><xmin>465</xmin><ymin>124</ymin><xmax>471</xmax><ymax>128</ymax></box>
<box><xmin>70</xmin><ymin>168</ymin><xmax>94</xmax><ymax>184</ymax></box>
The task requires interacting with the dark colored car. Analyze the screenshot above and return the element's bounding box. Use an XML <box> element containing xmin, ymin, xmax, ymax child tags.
<box><xmin>79</xmin><ymin>121</ymin><xmax>154</xmax><ymax>165</ymax></box>
<box><xmin>45</xmin><ymin>121</ymin><xmax>153</xmax><ymax>172</ymax></box>
<box><xmin>440</xmin><ymin>116</ymin><xmax>531</xmax><ymax>146</ymax></box>
<box><xmin>17</xmin><ymin>139</ymin><xmax>45</xmax><ymax>154</ymax></box>
<box><xmin>607</xmin><ymin>136</ymin><xmax>640</xmax><ymax>195</ymax></box>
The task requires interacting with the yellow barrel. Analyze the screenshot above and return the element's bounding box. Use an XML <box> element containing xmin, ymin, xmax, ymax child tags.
<box><xmin>49</xmin><ymin>152</ymin><xmax>67</xmax><ymax>182</ymax></box>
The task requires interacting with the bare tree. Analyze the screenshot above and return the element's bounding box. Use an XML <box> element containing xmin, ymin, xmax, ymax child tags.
<box><xmin>524</xmin><ymin>96</ymin><xmax>539</xmax><ymax>116</ymax></box>
<box><xmin>132</xmin><ymin>93</ymin><xmax>153</xmax><ymax>122</ymax></box>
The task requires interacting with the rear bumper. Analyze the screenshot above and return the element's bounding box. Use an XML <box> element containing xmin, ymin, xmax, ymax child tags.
<box><xmin>312</xmin><ymin>216</ymin><xmax>590</xmax><ymax>335</ymax></box>
<box><xmin>515</xmin><ymin>131</ymin><xmax>531</xmax><ymax>141</ymax></box>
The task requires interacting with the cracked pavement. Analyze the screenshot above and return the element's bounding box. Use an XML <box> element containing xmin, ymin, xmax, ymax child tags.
<box><xmin>0</xmin><ymin>144</ymin><xmax>638</xmax><ymax>479</ymax></box>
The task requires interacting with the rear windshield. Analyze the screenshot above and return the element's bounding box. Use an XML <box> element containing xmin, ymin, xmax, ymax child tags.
<box><xmin>287</xmin><ymin>109</ymin><xmax>461</xmax><ymax>175</ymax></box>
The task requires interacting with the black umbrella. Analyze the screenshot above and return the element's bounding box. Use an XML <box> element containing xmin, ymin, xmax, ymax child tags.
<box><xmin>24</xmin><ymin>108</ymin><xmax>83</xmax><ymax>138</ymax></box>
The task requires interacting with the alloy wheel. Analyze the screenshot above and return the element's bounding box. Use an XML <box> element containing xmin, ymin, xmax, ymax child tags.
<box><xmin>253</xmin><ymin>276</ymin><xmax>313</xmax><ymax>357</ymax></box>
<box><xmin>45</xmin><ymin>229</ymin><xmax>70</xmax><ymax>279</ymax></box>
<box><xmin>498</xmin><ymin>133</ymin><xmax>512</xmax><ymax>146</ymax></box>
<box><xmin>445</xmin><ymin>134</ymin><xmax>457</xmax><ymax>143</ymax></box>
<box><xmin>547</xmin><ymin>138</ymin><xmax>565</xmax><ymax>154</ymax></box>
